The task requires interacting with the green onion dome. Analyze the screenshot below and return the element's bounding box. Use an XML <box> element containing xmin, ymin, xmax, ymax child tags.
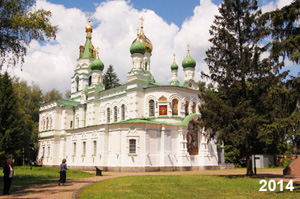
<box><xmin>171</xmin><ymin>62</ymin><xmax>178</xmax><ymax>71</ymax></box>
<box><xmin>90</xmin><ymin>58</ymin><xmax>104</xmax><ymax>71</ymax></box>
<box><xmin>182</xmin><ymin>45</ymin><xmax>196</xmax><ymax>68</ymax></box>
<box><xmin>130</xmin><ymin>40</ymin><xmax>146</xmax><ymax>55</ymax></box>
<box><xmin>182</xmin><ymin>56</ymin><xmax>196</xmax><ymax>68</ymax></box>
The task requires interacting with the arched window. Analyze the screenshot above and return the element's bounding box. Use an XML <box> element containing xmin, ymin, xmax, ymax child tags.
<box><xmin>114</xmin><ymin>106</ymin><xmax>117</xmax><ymax>122</ymax></box>
<box><xmin>107</xmin><ymin>108</ymin><xmax>110</xmax><ymax>123</ymax></box>
<box><xmin>185</xmin><ymin>101</ymin><xmax>189</xmax><ymax>116</ymax></box>
<box><xmin>46</xmin><ymin>117</ymin><xmax>49</xmax><ymax>130</ymax></box>
<box><xmin>73</xmin><ymin>142</ymin><xmax>76</xmax><ymax>156</ymax></box>
<box><xmin>192</xmin><ymin>102</ymin><xmax>196</xmax><ymax>113</ymax></box>
<box><xmin>145</xmin><ymin>62</ymin><xmax>148</xmax><ymax>70</ymax></box>
<box><xmin>88</xmin><ymin>76</ymin><xmax>92</xmax><ymax>86</ymax></box>
<box><xmin>149</xmin><ymin>100</ymin><xmax>155</xmax><ymax>117</ymax></box>
<box><xmin>76</xmin><ymin>76</ymin><xmax>79</xmax><ymax>92</ymax></box>
<box><xmin>121</xmin><ymin>104</ymin><xmax>125</xmax><ymax>120</ymax></box>
<box><xmin>172</xmin><ymin>99</ymin><xmax>178</xmax><ymax>115</ymax></box>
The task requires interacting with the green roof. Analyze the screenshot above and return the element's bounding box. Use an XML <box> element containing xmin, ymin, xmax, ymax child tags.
<box><xmin>82</xmin><ymin>38</ymin><xmax>93</xmax><ymax>58</ymax></box>
<box><xmin>90</xmin><ymin>58</ymin><xmax>104</xmax><ymax>71</ymax></box>
<box><xmin>130</xmin><ymin>41</ymin><xmax>146</xmax><ymax>55</ymax></box>
<box><xmin>115</xmin><ymin>113</ymin><xmax>200</xmax><ymax>127</ymax></box>
<box><xmin>57</xmin><ymin>99</ymin><xmax>79</xmax><ymax>107</ymax></box>
<box><xmin>182</xmin><ymin>56</ymin><xmax>196</xmax><ymax>68</ymax></box>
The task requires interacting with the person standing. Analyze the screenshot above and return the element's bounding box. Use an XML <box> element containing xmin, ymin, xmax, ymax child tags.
<box><xmin>3</xmin><ymin>158</ymin><xmax>14</xmax><ymax>195</ymax></box>
<box><xmin>58</xmin><ymin>159</ymin><xmax>67</xmax><ymax>186</ymax></box>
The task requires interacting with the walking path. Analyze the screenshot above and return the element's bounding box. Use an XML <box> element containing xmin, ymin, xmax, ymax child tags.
<box><xmin>1</xmin><ymin>169</ymin><xmax>299</xmax><ymax>199</ymax></box>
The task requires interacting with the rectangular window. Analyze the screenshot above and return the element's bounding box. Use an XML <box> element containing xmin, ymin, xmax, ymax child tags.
<box><xmin>70</xmin><ymin>121</ymin><xmax>73</xmax><ymax>128</ymax></box>
<box><xmin>93</xmin><ymin>140</ymin><xmax>97</xmax><ymax>154</ymax></box>
<box><xmin>129</xmin><ymin>139</ymin><xmax>136</xmax><ymax>154</ymax></box>
<box><xmin>73</xmin><ymin>142</ymin><xmax>76</xmax><ymax>155</ymax></box>
<box><xmin>83</xmin><ymin>141</ymin><xmax>86</xmax><ymax>155</ymax></box>
<box><xmin>47</xmin><ymin>146</ymin><xmax>50</xmax><ymax>157</ymax></box>
<box><xmin>42</xmin><ymin>147</ymin><xmax>45</xmax><ymax>157</ymax></box>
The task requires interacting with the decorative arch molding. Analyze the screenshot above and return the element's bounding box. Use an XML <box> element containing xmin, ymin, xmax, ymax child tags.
<box><xmin>169</xmin><ymin>94</ymin><xmax>182</xmax><ymax>101</ymax></box>
<box><xmin>145</xmin><ymin>95</ymin><xmax>157</xmax><ymax>103</ymax></box>
<box><xmin>158</xmin><ymin>96</ymin><xmax>167</xmax><ymax>102</ymax></box>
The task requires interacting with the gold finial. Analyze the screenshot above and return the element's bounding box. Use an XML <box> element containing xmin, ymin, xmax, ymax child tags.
<box><xmin>88</xmin><ymin>13</ymin><xmax>91</xmax><ymax>23</ymax></box>
<box><xmin>187</xmin><ymin>44</ymin><xmax>190</xmax><ymax>57</ymax></box>
<box><xmin>139</xmin><ymin>16</ymin><xmax>144</xmax><ymax>29</ymax></box>
<box><xmin>96</xmin><ymin>47</ymin><xmax>99</xmax><ymax>59</ymax></box>
<box><xmin>173</xmin><ymin>53</ymin><xmax>176</xmax><ymax>63</ymax></box>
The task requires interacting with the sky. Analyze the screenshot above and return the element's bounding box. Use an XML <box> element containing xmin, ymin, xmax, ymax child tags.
<box><xmin>4</xmin><ymin>0</ymin><xmax>297</xmax><ymax>94</ymax></box>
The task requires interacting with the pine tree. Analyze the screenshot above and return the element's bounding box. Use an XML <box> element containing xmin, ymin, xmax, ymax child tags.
<box><xmin>0</xmin><ymin>72</ymin><xmax>24</xmax><ymax>165</ymax></box>
<box><xmin>201</xmin><ymin>0</ymin><xmax>289</xmax><ymax>176</ymax></box>
<box><xmin>103</xmin><ymin>65</ymin><xmax>120</xmax><ymax>89</ymax></box>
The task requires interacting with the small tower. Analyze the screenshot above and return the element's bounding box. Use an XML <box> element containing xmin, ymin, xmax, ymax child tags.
<box><xmin>130</xmin><ymin>28</ymin><xmax>146</xmax><ymax>70</ymax></box>
<box><xmin>170</xmin><ymin>53</ymin><xmax>179</xmax><ymax>86</ymax></box>
<box><xmin>138</xmin><ymin>16</ymin><xmax>153</xmax><ymax>71</ymax></box>
<box><xmin>79</xmin><ymin>14</ymin><xmax>96</xmax><ymax>59</ymax></box>
<box><xmin>182</xmin><ymin>45</ymin><xmax>196</xmax><ymax>81</ymax></box>
<box><xmin>89</xmin><ymin>47</ymin><xmax>105</xmax><ymax>88</ymax></box>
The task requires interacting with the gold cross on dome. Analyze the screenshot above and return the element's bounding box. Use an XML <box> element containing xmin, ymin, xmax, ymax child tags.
<box><xmin>137</xmin><ymin>28</ymin><xmax>140</xmax><ymax>35</ymax></box>
<box><xmin>88</xmin><ymin>13</ymin><xmax>91</xmax><ymax>23</ymax></box>
<box><xmin>173</xmin><ymin>53</ymin><xmax>176</xmax><ymax>62</ymax></box>
<box><xmin>187</xmin><ymin>44</ymin><xmax>190</xmax><ymax>56</ymax></box>
<box><xmin>139</xmin><ymin>16</ymin><xmax>144</xmax><ymax>28</ymax></box>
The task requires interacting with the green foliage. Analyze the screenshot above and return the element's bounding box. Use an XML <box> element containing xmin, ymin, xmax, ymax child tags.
<box><xmin>261</xmin><ymin>0</ymin><xmax>300</xmax><ymax>64</ymax></box>
<box><xmin>224</xmin><ymin>145</ymin><xmax>244</xmax><ymax>167</ymax></box>
<box><xmin>81</xmin><ymin>175</ymin><xmax>298</xmax><ymax>199</ymax></box>
<box><xmin>43</xmin><ymin>88</ymin><xmax>62</xmax><ymax>103</ymax></box>
<box><xmin>0</xmin><ymin>72</ymin><xmax>24</xmax><ymax>165</ymax></box>
<box><xmin>103</xmin><ymin>65</ymin><xmax>120</xmax><ymax>89</ymax></box>
<box><xmin>200</xmin><ymin>0</ymin><xmax>295</xmax><ymax>176</ymax></box>
<box><xmin>0</xmin><ymin>166</ymin><xmax>93</xmax><ymax>193</ymax></box>
<box><xmin>282</xmin><ymin>158</ymin><xmax>292</xmax><ymax>168</ymax></box>
<box><xmin>12</xmin><ymin>77</ymin><xmax>43</xmax><ymax>164</ymax></box>
<box><xmin>0</xmin><ymin>0</ymin><xmax>57</xmax><ymax>69</ymax></box>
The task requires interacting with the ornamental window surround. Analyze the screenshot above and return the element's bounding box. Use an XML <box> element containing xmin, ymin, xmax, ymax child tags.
<box><xmin>185</xmin><ymin>101</ymin><xmax>189</xmax><ymax>116</ymax></box>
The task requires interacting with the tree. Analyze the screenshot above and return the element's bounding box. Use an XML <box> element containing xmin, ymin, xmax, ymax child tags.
<box><xmin>12</xmin><ymin>78</ymin><xmax>43</xmax><ymax>164</ymax></box>
<box><xmin>200</xmin><ymin>0</ymin><xmax>290</xmax><ymax>176</ymax></box>
<box><xmin>103</xmin><ymin>65</ymin><xmax>120</xmax><ymax>89</ymax></box>
<box><xmin>0</xmin><ymin>0</ymin><xmax>57</xmax><ymax>70</ymax></box>
<box><xmin>65</xmin><ymin>90</ymin><xmax>71</xmax><ymax>99</ymax></box>
<box><xmin>43</xmin><ymin>89</ymin><xmax>62</xmax><ymax>103</ymax></box>
<box><xmin>260</xmin><ymin>0</ymin><xmax>300</xmax><ymax>64</ymax></box>
<box><xmin>0</xmin><ymin>72</ymin><xmax>24</xmax><ymax>165</ymax></box>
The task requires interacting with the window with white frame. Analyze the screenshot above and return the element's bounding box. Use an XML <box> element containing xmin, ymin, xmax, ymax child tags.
<box><xmin>73</xmin><ymin>142</ymin><xmax>76</xmax><ymax>156</ymax></box>
<box><xmin>149</xmin><ymin>100</ymin><xmax>155</xmax><ymax>117</ymax></box>
<box><xmin>129</xmin><ymin>139</ymin><xmax>136</xmax><ymax>154</ymax></box>
<box><xmin>114</xmin><ymin>106</ymin><xmax>117</xmax><ymax>122</ymax></box>
<box><xmin>107</xmin><ymin>108</ymin><xmax>110</xmax><ymax>122</ymax></box>
<box><xmin>83</xmin><ymin>141</ymin><xmax>86</xmax><ymax>155</ymax></box>
<box><xmin>121</xmin><ymin>104</ymin><xmax>125</xmax><ymax>120</ymax></box>
<box><xmin>93</xmin><ymin>140</ymin><xmax>97</xmax><ymax>155</ymax></box>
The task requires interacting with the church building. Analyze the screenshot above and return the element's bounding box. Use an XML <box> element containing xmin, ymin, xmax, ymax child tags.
<box><xmin>38</xmin><ymin>17</ymin><xmax>224</xmax><ymax>171</ymax></box>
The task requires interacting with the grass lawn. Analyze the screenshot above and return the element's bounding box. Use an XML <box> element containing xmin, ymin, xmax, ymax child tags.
<box><xmin>80</xmin><ymin>175</ymin><xmax>300</xmax><ymax>199</ymax></box>
<box><xmin>0</xmin><ymin>166</ymin><xmax>93</xmax><ymax>193</ymax></box>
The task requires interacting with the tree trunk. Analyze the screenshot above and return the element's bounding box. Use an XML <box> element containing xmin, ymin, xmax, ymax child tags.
<box><xmin>246</xmin><ymin>155</ymin><xmax>253</xmax><ymax>176</ymax></box>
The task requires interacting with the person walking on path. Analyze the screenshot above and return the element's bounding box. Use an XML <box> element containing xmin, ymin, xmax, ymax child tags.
<box><xmin>58</xmin><ymin>159</ymin><xmax>67</xmax><ymax>186</ymax></box>
<box><xmin>3</xmin><ymin>158</ymin><xmax>14</xmax><ymax>195</ymax></box>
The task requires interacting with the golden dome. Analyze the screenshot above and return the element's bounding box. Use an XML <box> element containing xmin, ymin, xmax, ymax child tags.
<box><xmin>132</xmin><ymin>16</ymin><xmax>152</xmax><ymax>53</ymax></box>
<box><xmin>86</xmin><ymin>14</ymin><xmax>93</xmax><ymax>32</ymax></box>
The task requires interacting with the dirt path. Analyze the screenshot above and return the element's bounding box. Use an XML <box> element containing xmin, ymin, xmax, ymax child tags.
<box><xmin>0</xmin><ymin>169</ymin><xmax>299</xmax><ymax>199</ymax></box>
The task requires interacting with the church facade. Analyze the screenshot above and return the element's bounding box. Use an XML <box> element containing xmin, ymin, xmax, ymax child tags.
<box><xmin>37</xmin><ymin>17</ymin><xmax>224</xmax><ymax>171</ymax></box>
